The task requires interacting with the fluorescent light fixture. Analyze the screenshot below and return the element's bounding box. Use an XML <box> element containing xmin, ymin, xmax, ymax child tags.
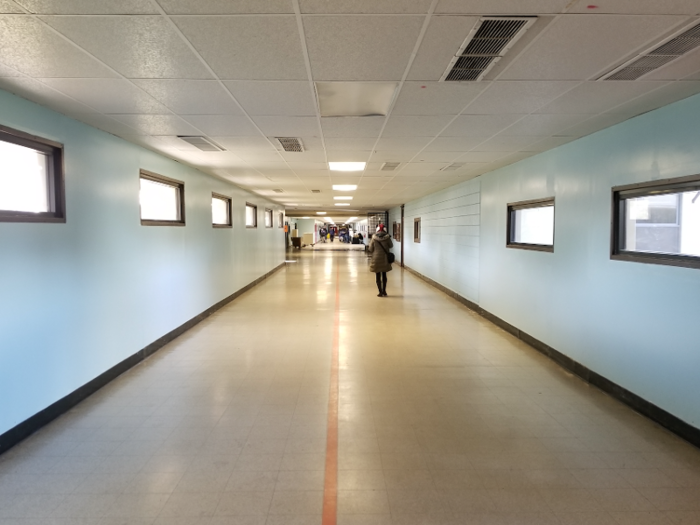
<box><xmin>329</xmin><ymin>162</ymin><xmax>365</xmax><ymax>172</ymax></box>
<box><xmin>347</xmin><ymin>217</ymin><xmax>358</xmax><ymax>222</ymax></box>
<box><xmin>316</xmin><ymin>82</ymin><xmax>398</xmax><ymax>117</ymax></box>
<box><xmin>316</xmin><ymin>211</ymin><xmax>327</xmax><ymax>215</ymax></box>
<box><xmin>301</xmin><ymin>216</ymin><xmax>310</xmax><ymax>219</ymax></box>
<box><xmin>332</xmin><ymin>184</ymin><xmax>358</xmax><ymax>191</ymax></box>
<box><xmin>333</xmin><ymin>196</ymin><xmax>353</xmax><ymax>200</ymax></box>
<box><xmin>335</xmin><ymin>203</ymin><xmax>350</xmax><ymax>207</ymax></box>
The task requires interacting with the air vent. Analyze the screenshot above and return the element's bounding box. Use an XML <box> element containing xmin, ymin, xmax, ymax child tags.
<box><xmin>441</xmin><ymin>17</ymin><xmax>535</xmax><ymax>82</ymax></box>
<box><xmin>273</xmin><ymin>189</ymin><xmax>284</xmax><ymax>193</ymax></box>
<box><xmin>311</xmin><ymin>189</ymin><xmax>321</xmax><ymax>193</ymax></box>
<box><xmin>178</xmin><ymin>136</ymin><xmax>225</xmax><ymax>151</ymax></box>
<box><xmin>441</xmin><ymin>162</ymin><xmax>466</xmax><ymax>171</ymax></box>
<box><xmin>601</xmin><ymin>22</ymin><xmax>700</xmax><ymax>81</ymax></box>
<box><xmin>276</xmin><ymin>137</ymin><xmax>304</xmax><ymax>152</ymax></box>
<box><xmin>381</xmin><ymin>162</ymin><xmax>401</xmax><ymax>171</ymax></box>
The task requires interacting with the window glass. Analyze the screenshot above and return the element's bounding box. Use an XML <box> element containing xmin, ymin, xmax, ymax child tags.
<box><xmin>279</xmin><ymin>211</ymin><xmax>284</xmax><ymax>228</ymax></box>
<box><xmin>512</xmin><ymin>205</ymin><xmax>554</xmax><ymax>245</ymax></box>
<box><xmin>414</xmin><ymin>218</ymin><xmax>421</xmax><ymax>243</ymax></box>
<box><xmin>0</xmin><ymin>140</ymin><xmax>49</xmax><ymax>213</ymax></box>
<box><xmin>140</xmin><ymin>177</ymin><xmax>181</xmax><ymax>221</ymax></box>
<box><xmin>622</xmin><ymin>190</ymin><xmax>700</xmax><ymax>257</ymax></box>
<box><xmin>246</xmin><ymin>204</ymin><xmax>257</xmax><ymax>227</ymax></box>
<box><xmin>265</xmin><ymin>209</ymin><xmax>273</xmax><ymax>228</ymax></box>
<box><xmin>212</xmin><ymin>195</ymin><xmax>230</xmax><ymax>226</ymax></box>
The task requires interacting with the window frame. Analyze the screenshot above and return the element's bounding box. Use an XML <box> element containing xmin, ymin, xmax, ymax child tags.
<box><xmin>414</xmin><ymin>217</ymin><xmax>421</xmax><ymax>243</ymax></box>
<box><xmin>245</xmin><ymin>202</ymin><xmax>258</xmax><ymax>228</ymax></box>
<box><xmin>264</xmin><ymin>208</ymin><xmax>273</xmax><ymax>228</ymax></box>
<box><xmin>611</xmin><ymin>174</ymin><xmax>700</xmax><ymax>270</ymax></box>
<box><xmin>506</xmin><ymin>197</ymin><xmax>555</xmax><ymax>253</ymax></box>
<box><xmin>139</xmin><ymin>169</ymin><xmax>186</xmax><ymax>227</ymax></box>
<box><xmin>278</xmin><ymin>211</ymin><xmax>284</xmax><ymax>228</ymax></box>
<box><xmin>0</xmin><ymin>124</ymin><xmax>66</xmax><ymax>223</ymax></box>
<box><xmin>211</xmin><ymin>192</ymin><xmax>232</xmax><ymax>229</ymax></box>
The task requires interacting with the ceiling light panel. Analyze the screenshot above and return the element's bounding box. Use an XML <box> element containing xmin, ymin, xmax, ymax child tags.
<box><xmin>334</xmin><ymin>196</ymin><xmax>353</xmax><ymax>200</ymax></box>
<box><xmin>333</xmin><ymin>185</ymin><xmax>358</xmax><ymax>191</ymax></box>
<box><xmin>329</xmin><ymin>162</ymin><xmax>366</xmax><ymax>171</ymax></box>
<box><xmin>316</xmin><ymin>82</ymin><xmax>398</xmax><ymax>117</ymax></box>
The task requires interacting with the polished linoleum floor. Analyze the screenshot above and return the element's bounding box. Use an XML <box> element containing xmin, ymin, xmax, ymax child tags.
<box><xmin>1</xmin><ymin>251</ymin><xmax>700</xmax><ymax>525</ymax></box>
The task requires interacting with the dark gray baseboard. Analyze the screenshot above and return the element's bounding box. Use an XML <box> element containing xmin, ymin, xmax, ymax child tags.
<box><xmin>0</xmin><ymin>262</ymin><xmax>286</xmax><ymax>456</ymax></box>
<box><xmin>403</xmin><ymin>264</ymin><xmax>700</xmax><ymax>450</ymax></box>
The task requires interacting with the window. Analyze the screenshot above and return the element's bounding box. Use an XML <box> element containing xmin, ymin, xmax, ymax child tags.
<box><xmin>265</xmin><ymin>208</ymin><xmax>273</xmax><ymax>228</ymax></box>
<box><xmin>139</xmin><ymin>170</ymin><xmax>185</xmax><ymax>226</ymax></box>
<box><xmin>245</xmin><ymin>203</ymin><xmax>257</xmax><ymax>228</ymax></box>
<box><xmin>612</xmin><ymin>175</ymin><xmax>700</xmax><ymax>269</ymax></box>
<box><xmin>414</xmin><ymin>217</ymin><xmax>421</xmax><ymax>243</ymax></box>
<box><xmin>212</xmin><ymin>193</ymin><xmax>232</xmax><ymax>228</ymax></box>
<box><xmin>507</xmin><ymin>198</ymin><xmax>555</xmax><ymax>252</ymax></box>
<box><xmin>279</xmin><ymin>211</ymin><xmax>284</xmax><ymax>228</ymax></box>
<box><xmin>0</xmin><ymin>124</ymin><xmax>65</xmax><ymax>223</ymax></box>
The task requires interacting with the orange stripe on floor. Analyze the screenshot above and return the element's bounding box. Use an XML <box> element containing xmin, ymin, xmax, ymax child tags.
<box><xmin>322</xmin><ymin>261</ymin><xmax>341</xmax><ymax>525</ymax></box>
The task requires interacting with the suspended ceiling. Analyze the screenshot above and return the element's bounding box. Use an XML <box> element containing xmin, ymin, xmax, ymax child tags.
<box><xmin>1</xmin><ymin>0</ymin><xmax>700</xmax><ymax>214</ymax></box>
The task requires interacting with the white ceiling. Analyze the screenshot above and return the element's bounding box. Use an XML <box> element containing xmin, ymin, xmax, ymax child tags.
<box><xmin>1</xmin><ymin>0</ymin><xmax>700</xmax><ymax>213</ymax></box>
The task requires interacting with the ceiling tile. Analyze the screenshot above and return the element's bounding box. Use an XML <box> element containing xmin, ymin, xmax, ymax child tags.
<box><xmin>235</xmin><ymin>150</ymin><xmax>284</xmax><ymax>162</ymax></box>
<box><xmin>42</xmin><ymin>16</ymin><xmax>212</xmax><ymax>79</ymax></box>
<box><xmin>320</xmin><ymin>116</ymin><xmax>385</xmax><ymax>138</ymax></box>
<box><xmin>324</xmin><ymin>137</ymin><xmax>376</xmax><ymax>150</ymax></box>
<box><xmin>0</xmin><ymin>76</ymin><xmax>95</xmax><ymax>114</ymax></box>
<box><xmin>555</xmin><ymin>113</ymin><xmax>632</xmax><ymax>138</ymax></box>
<box><xmin>436</xmin><ymin>0</ymin><xmax>571</xmax><ymax>14</ymax></box>
<box><xmin>224</xmin><ymin>81</ymin><xmax>317</xmax><ymax>116</ymax></box>
<box><xmin>606</xmin><ymin>81</ymin><xmax>700</xmax><ymax>118</ymax></box>
<box><xmin>369</xmin><ymin>151</ymin><xmax>420</xmax><ymax>162</ymax></box>
<box><xmin>111</xmin><ymin>114</ymin><xmax>203</xmax><ymax>136</ymax></box>
<box><xmin>73</xmin><ymin>113</ymin><xmax>143</xmax><ymax>137</ymax></box>
<box><xmin>392</xmin><ymin>81</ymin><xmax>487</xmax><ymax>115</ymax></box>
<box><xmin>399</xmin><ymin>162</ymin><xmax>447</xmax><ymax>173</ymax></box>
<box><xmin>413</xmin><ymin>151</ymin><xmax>467</xmax><ymax>163</ymax></box>
<box><xmin>39</xmin><ymin>78</ymin><xmax>170</xmax><ymax>114</ymax></box>
<box><xmin>408</xmin><ymin>15</ymin><xmax>479</xmax><ymax>81</ymax></box>
<box><xmin>183</xmin><ymin>115</ymin><xmax>260</xmax><ymax>136</ymax></box>
<box><xmin>440</xmin><ymin>114</ymin><xmax>524</xmax><ymax>137</ymax></box>
<box><xmin>382</xmin><ymin>115</ymin><xmax>454</xmax><ymax>137</ymax></box>
<box><xmin>423</xmin><ymin>136</ymin><xmax>484</xmax><ymax>151</ymax></box>
<box><xmin>280</xmin><ymin>151</ymin><xmax>327</xmax><ymax>163</ymax></box>
<box><xmin>0</xmin><ymin>62</ymin><xmax>21</xmax><ymax>76</ymax></box>
<box><xmin>132</xmin><ymin>79</ymin><xmax>243</xmax><ymax>115</ymax></box>
<box><xmin>0</xmin><ymin>16</ymin><xmax>118</xmax><ymax>78</ymax></box>
<box><xmin>499</xmin><ymin>114</ymin><xmax>585</xmax><ymax>136</ymax></box>
<box><xmin>16</xmin><ymin>0</ymin><xmax>156</xmax><ymax>14</ymax></box>
<box><xmin>251</xmin><ymin>116</ymin><xmax>320</xmax><ymax>136</ymax></box>
<box><xmin>375</xmin><ymin>137</ymin><xmax>433</xmax><ymax>150</ymax></box>
<box><xmin>568</xmin><ymin>0</ymin><xmax>700</xmax><ymax>15</ymax></box>
<box><xmin>537</xmin><ymin>81</ymin><xmax>667</xmax><ymax>115</ymax></box>
<box><xmin>468</xmin><ymin>81</ymin><xmax>579</xmax><ymax>115</ymax></box>
<box><xmin>300</xmin><ymin>0</ymin><xmax>432</xmax><ymax>14</ymax></box>
<box><xmin>455</xmin><ymin>151</ymin><xmax>509</xmax><ymax>164</ymax></box>
<box><xmin>0</xmin><ymin>1</ymin><xmax>24</xmax><ymax>13</ymax></box>
<box><xmin>499</xmin><ymin>15</ymin><xmax>687</xmax><ymax>81</ymax></box>
<box><xmin>326</xmin><ymin>151</ymin><xmax>371</xmax><ymax>162</ymax></box>
<box><xmin>173</xmin><ymin>16</ymin><xmax>307</xmax><ymax>80</ymax></box>
<box><xmin>473</xmin><ymin>135</ymin><xmax>545</xmax><ymax>152</ymax></box>
<box><xmin>159</xmin><ymin>0</ymin><xmax>293</xmax><ymax>14</ymax></box>
<box><xmin>209</xmin><ymin>136</ymin><xmax>278</xmax><ymax>150</ymax></box>
<box><xmin>303</xmin><ymin>15</ymin><xmax>424</xmax><ymax>81</ymax></box>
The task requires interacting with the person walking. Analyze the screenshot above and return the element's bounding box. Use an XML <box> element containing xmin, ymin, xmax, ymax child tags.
<box><xmin>368</xmin><ymin>224</ymin><xmax>393</xmax><ymax>297</ymax></box>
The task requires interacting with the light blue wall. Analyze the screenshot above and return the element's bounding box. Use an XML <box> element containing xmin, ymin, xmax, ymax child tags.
<box><xmin>479</xmin><ymin>93</ymin><xmax>700</xmax><ymax>428</ymax></box>
<box><xmin>397</xmin><ymin>178</ymin><xmax>481</xmax><ymax>304</ymax></box>
<box><xmin>0</xmin><ymin>89</ymin><xmax>285</xmax><ymax>437</ymax></box>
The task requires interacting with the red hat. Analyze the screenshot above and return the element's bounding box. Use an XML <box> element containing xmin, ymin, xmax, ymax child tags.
<box><xmin>376</xmin><ymin>223</ymin><xmax>385</xmax><ymax>232</ymax></box>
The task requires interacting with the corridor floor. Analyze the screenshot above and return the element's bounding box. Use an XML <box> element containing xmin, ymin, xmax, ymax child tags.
<box><xmin>1</xmin><ymin>251</ymin><xmax>700</xmax><ymax>525</ymax></box>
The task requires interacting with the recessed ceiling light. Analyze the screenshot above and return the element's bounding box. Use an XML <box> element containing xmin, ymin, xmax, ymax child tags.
<box><xmin>316</xmin><ymin>82</ymin><xmax>398</xmax><ymax>117</ymax></box>
<box><xmin>316</xmin><ymin>211</ymin><xmax>326</xmax><ymax>215</ymax></box>
<box><xmin>329</xmin><ymin>162</ymin><xmax>365</xmax><ymax>172</ymax></box>
<box><xmin>335</xmin><ymin>203</ymin><xmax>350</xmax><ymax>207</ymax></box>
<box><xmin>301</xmin><ymin>216</ymin><xmax>310</xmax><ymax>219</ymax></box>
<box><xmin>334</xmin><ymin>196</ymin><xmax>353</xmax><ymax>200</ymax></box>
<box><xmin>332</xmin><ymin>184</ymin><xmax>358</xmax><ymax>191</ymax></box>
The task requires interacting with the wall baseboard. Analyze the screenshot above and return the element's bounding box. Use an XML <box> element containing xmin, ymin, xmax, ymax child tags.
<box><xmin>0</xmin><ymin>262</ymin><xmax>286</xmax><ymax>456</ymax></box>
<box><xmin>403</xmin><ymin>264</ymin><xmax>700</xmax><ymax>450</ymax></box>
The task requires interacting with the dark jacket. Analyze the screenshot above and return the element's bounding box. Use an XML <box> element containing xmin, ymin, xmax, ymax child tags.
<box><xmin>368</xmin><ymin>231</ymin><xmax>393</xmax><ymax>273</ymax></box>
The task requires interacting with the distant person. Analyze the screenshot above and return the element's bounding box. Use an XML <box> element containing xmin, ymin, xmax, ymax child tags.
<box><xmin>330</xmin><ymin>230</ymin><xmax>335</xmax><ymax>242</ymax></box>
<box><xmin>368</xmin><ymin>224</ymin><xmax>393</xmax><ymax>297</ymax></box>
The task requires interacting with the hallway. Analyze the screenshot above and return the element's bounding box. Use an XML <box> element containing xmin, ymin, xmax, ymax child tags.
<box><xmin>1</xmin><ymin>250</ymin><xmax>699</xmax><ymax>525</ymax></box>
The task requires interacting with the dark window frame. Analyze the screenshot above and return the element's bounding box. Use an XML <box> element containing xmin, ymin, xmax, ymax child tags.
<box><xmin>212</xmin><ymin>192</ymin><xmax>232</xmax><ymax>229</ymax></box>
<box><xmin>264</xmin><ymin>208</ymin><xmax>273</xmax><ymax>228</ymax></box>
<box><xmin>506</xmin><ymin>197</ymin><xmax>555</xmax><ymax>253</ymax></box>
<box><xmin>611</xmin><ymin>174</ymin><xmax>700</xmax><ymax>270</ymax></box>
<box><xmin>278</xmin><ymin>211</ymin><xmax>284</xmax><ymax>228</ymax></box>
<box><xmin>246</xmin><ymin>202</ymin><xmax>258</xmax><ymax>228</ymax></box>
<box><xmin>414</xmin><ymin>217</ymin><xmax>421</xmax><ymax>243</ymax></box>
<box><xmin>139</xmin><ymin>169</ymin><xmax>186</xmax><ymax>227</ymax></box>
<box><xmin>0</xmin><ymin>124</ymin><xmax>65</xmax><ymax>223</ymax></box>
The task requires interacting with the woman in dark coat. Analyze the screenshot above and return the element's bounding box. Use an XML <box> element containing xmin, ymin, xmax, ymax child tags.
<box><xmin>368</xmin><ymin>224</ymin><xmax>393</xmax><ymax>297</ymax></box>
